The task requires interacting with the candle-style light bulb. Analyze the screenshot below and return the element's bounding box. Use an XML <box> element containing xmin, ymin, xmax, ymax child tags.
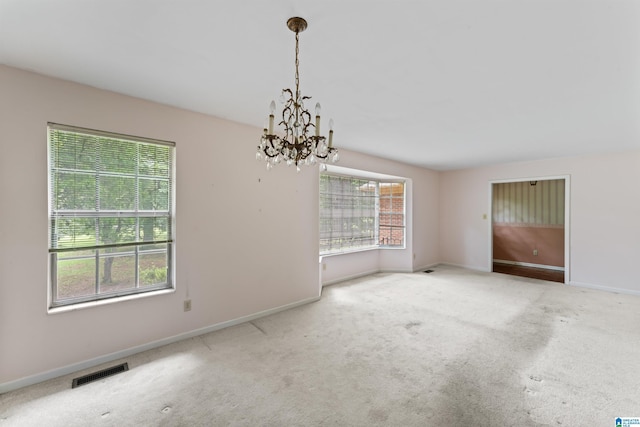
<box><xmin>315</xmin><ymin>102</ymin><xmax>321</xmax><ymax>137</ymax></box>
<box><xmin>268</xmin><ymin>100</ymin><xmax>276</xmax><ymax>134</ymax></box>
<box><xmin>328</xmin><ymin>118</ymin><xmax>334</xmax><ymax>148</ymax></box>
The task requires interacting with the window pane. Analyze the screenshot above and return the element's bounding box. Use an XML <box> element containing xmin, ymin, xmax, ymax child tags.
<box><xmin>138</xmin><ymin>217</ymin><xmax>169</xmax><ymax>242</ymax></box>
<box><xmin>99</xmin><ymin>138</ymin><xmax>136</xmax><ymax>174</ymax></box>
<box><xmin>98</xmin><ymin>252</ymin><xmax>136</xmax><ymax>293</ymax></box>
<box><xmin>139</xmin><ymin>251</ymin><xmax>168</xmax><ymax>286</ymax></box>
<box><xmin>52</xmin><ymin>217</ymin><xmax>97</xmax><ymax>249</ymax></box>
<box><xmin>319</xmin><ymin>174</ymin><xmax>378</xmax><ymax>253</ymax></box>
<box><xmin>139</xmin><ymin>178</ymin><xmax>169</xmax><ymax>210</ymax></box>
<box><xmin>379</xmin><ymin>182</ymin><xmax>404</xmax><ymax>247</ymax></box>
<box><xmin>99</xmin><ymin>176</ymin><xmax>136</xmax><ymax>210</ymax></box>
<box><xmin>56</xmin><ymin>255</ymin><xmax>96</xmax><ymax>300</ymax></box>
<box><xmin>139</xmin><ymin>143</ymin><xmax>170</xmax><ymax>177</ymax></box>
<box><xmin>51</xmin><ymin>132</ymin><xmax>97</xmax><ymax>172</ymax></box>
<box><xmin>54</xmin><ymin>172</ymin><xmax>95</xmax><ymax>211</ymax></box>
<box><xmin>98</xmin><ymin>217</ymin><xmax>136</xmax><ymax>245</ymax></box>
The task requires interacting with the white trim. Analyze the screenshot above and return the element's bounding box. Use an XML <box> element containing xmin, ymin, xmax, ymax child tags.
<box><xmin>0</xmin><ymin>295</ymin><xmax>320</xmax><ymax>394</ymax></box>
<box><xmin>380</xmin><ymin>268</ymin><xmax>413</xmax><ymax>274</ymax></box>
<box><xmin>569</xmin><ymin>280</ymin><xmax>640</xmax><ymax>297</ymax></box>
<box><xmin>48</xmin><ymin>122</ymin><xmax>176</xmax><ymax>147</ymax></box>
<box><xmin>325</xmin><ymin>164</ymin><xmax>405</xmax><ymax>181</ymax></box>
<box><xmin>564</xmin><ymin>175</ymin><xmax>571</xmax><ymax>283</ymax></box>
<box><xmin>48</xmin><ymin>288</ymin><xmax>176</xmax><ymax>314</ymax></box>
<box><xmin>439</xmin><ymin>262</ymin><xmax>491</xmax><ymax>273</ymax></box>
<box><xmin>321</xmin><ymin>269</ymin><xmax>380</xmax><ymax>287</ymax></box>
<box><xmin>412</xmin><ymin>262</ymin><xmax>440</xmax><ymax>273</ymax></box>
<box><xmin>320</xmin><ymin>246</ymin><xmax>379</xmax><ymax>258</ymax></box>
<box><xmin>493</xmin><ymin>259</ymin><xmax>565</xmax><ymax>272</ymax></box>
<box><xmin>321</xmin><ymin>263</ymin><xmax>440</xmax><ymax>287</ymax></box>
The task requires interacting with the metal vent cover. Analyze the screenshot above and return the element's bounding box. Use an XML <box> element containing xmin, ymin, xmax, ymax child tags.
<box><xmin>72</xmin><ymin>363</ymin><xmax>129</xmax><ymax>388</ymax></box>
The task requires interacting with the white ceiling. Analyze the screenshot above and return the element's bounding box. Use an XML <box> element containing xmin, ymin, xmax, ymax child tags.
<box><xmin>1</xmin><ymin>0</ymin><xmax>639</xmax><ymax>170</ymax></box>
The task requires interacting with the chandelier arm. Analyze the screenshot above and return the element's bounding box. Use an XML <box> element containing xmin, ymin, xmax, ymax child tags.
<box><xmin>262</xmin><ymin>135</ymin><xmax>282</xmax><ymax>158</ymax></box>
<box><xmin>281</xmin><ymin>103</ymin><xmax>293</xmax><ymax>125</ymax></box>
<box><xmin>301</xmin><ymin>110</ymin><xmax>312</xmax><ymax>126</ymax></box>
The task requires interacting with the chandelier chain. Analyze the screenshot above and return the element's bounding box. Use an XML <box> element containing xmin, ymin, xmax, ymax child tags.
<box><xmin>295</xmin><ymin>31</ymin><xmax>300</xmax><ymax>103</ymax></box>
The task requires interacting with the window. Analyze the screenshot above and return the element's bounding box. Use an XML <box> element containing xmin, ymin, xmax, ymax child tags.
<box><xmin>48</xmin><ymin>123</ymin><xmax>175</xmax><ymax>307</ymax></box>
<box><xmin>320</xmin><ymin>172</ymin><xmax>405</xmax><ymax>254</ymax></box>
<box><xmin>379</xmin><ymin>182</ymin><xmax>406</xmax><ymax>246</ymax></box>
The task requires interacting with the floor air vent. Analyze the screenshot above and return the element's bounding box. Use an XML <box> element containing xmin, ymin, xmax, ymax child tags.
<box><xmin>424</xmin><ymin>269</ymin><xmax>434</xmax><ymax>273</ymax></box>
<box><xmin>72</xmin><ymin>363</ymin><xmax>129</xmax><ymax>388</ymax></box>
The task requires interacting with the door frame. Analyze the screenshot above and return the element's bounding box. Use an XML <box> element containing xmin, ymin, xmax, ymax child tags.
<box><xmin>488</xmin><ymin>175</ymin><xmax>571</xmax><ymax>284</ymax></box>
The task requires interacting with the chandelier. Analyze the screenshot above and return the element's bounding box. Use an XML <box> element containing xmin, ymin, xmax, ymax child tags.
<box><xmin>256</xmin><ymin>17</ymin><xmax>339</xmax><ymax>172</ymax></box>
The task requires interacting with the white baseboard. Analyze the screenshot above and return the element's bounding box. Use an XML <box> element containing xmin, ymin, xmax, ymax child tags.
<box><xmin>322</xmin><ymin>264</ymin><xmax>437</xmax><ymax>288</ymax></box>
<box><xmin>493</xmin><ymin>259</ymin><xmax>565</xmax><ymax>271</ymax></box>
<box><xmin>321</xmin><ymin>269</ymin><xmax>380</xmax><ymax>287</ymax></box>
<box><xmin>0</xmin><ymin>295</ymin><xmax>321</xmax><ymax>394</ymax></box>
<box><xmin>438</xmin><ymin>262</ymin><xmax>492</xmax><ymax>273</ymax></box>
<box><xmin>569</xmin><ymin>280</ymin><xmax>640</xmax><ymax>297</ymax></box>
<box><xmin>412</xmin><ymin>263</ymin><xmax>440</xmax><ymax>273</ymax></box>
<box><xmin>380</xmin><ymin>267</ymin><xmax>414</xmax><ymax>274</ymax></box>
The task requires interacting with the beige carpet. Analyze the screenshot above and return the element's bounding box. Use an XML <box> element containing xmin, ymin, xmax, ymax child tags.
<box><xmin>1</xmin><ymin>265</ymin><xmax>639</xmax><ymax>426</ymax></box>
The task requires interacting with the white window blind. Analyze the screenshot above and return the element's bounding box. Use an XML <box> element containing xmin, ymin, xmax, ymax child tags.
<box><xmin>48</xmin><ymin>123</ymin><xmax>175</xmax><ymax>307</ymax></box>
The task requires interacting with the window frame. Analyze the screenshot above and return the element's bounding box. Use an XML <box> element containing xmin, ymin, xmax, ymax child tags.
<box><xmin>47</xmin><ymin>123</ymin><xmax>176</xmax><ymax>309</ymax></box>
<box><xmin>320</xmin><ymin>169</ymin><xmax>406</xmax><ymax>255</ymax></box>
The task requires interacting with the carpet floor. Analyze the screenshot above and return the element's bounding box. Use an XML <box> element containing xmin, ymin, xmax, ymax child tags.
<box><xmin>1</xmin><ymin>265</ymin><xmax>639</xmax><ymax>426</ymax></box>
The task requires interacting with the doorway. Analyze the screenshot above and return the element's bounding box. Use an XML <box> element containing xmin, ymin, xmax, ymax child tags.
<box><xmin>490</xmin><ymin>177</ymin><xmax>569</xmax><ymax>283</ymax></box>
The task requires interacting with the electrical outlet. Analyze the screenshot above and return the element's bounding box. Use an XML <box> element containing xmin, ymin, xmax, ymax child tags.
<box><xmin>184</xmin><ymin>299</ymin><xmax>192</xmax><ymax>312</ymax></box>
<box><xmin>533</xmin><ymin>249</ymin><xmax>538</xmax><ymax>256</ymax></box>
<box><xmin>322</xmin><ymin>263</ymin><xmax>327</xmax><ymax>271</ymax></box>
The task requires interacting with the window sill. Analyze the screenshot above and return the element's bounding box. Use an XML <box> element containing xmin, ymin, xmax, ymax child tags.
<box><xmin>48</xmin><ymin>288</ymin><xmax>175</xmax><ymax>315</ymax></box>
<box><xmin>319</xmin><ymin>245</ymin><xmax>406</xmax><ymax>259</ymax></box>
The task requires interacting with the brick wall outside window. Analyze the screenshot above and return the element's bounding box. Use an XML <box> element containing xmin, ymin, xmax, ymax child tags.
<box><xmin>379</xmin><ymin>183</ymin><xmax>405</xmax><ymax>246</ymax></box>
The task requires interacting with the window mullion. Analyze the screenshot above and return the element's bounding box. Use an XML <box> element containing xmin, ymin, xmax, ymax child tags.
<box><xmin>375</xmin><ymin>182</ymin><xmax>380</xmax><ymax>246</ymax></box>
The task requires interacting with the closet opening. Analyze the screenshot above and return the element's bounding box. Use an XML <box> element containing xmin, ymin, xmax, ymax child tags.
<box><xmin>490</xmin><ymin>177</ymin><xmax>570</xmax><ymax>284</ymax></box>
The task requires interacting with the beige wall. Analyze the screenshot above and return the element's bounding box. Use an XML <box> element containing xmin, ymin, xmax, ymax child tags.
<box><xmin>0</xmin><ymin>64</ymin><xmax>317</xmax><ymax>385</ymax></box>
<box><xmin>0</xmin><ymin>65</ymin><xmax>440</xmax><ymax>388</ymax></box>
<box><xmin>439</xmin><ymin>152</ymin><xmax>640</xmax><ymax>294</ymax></box>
